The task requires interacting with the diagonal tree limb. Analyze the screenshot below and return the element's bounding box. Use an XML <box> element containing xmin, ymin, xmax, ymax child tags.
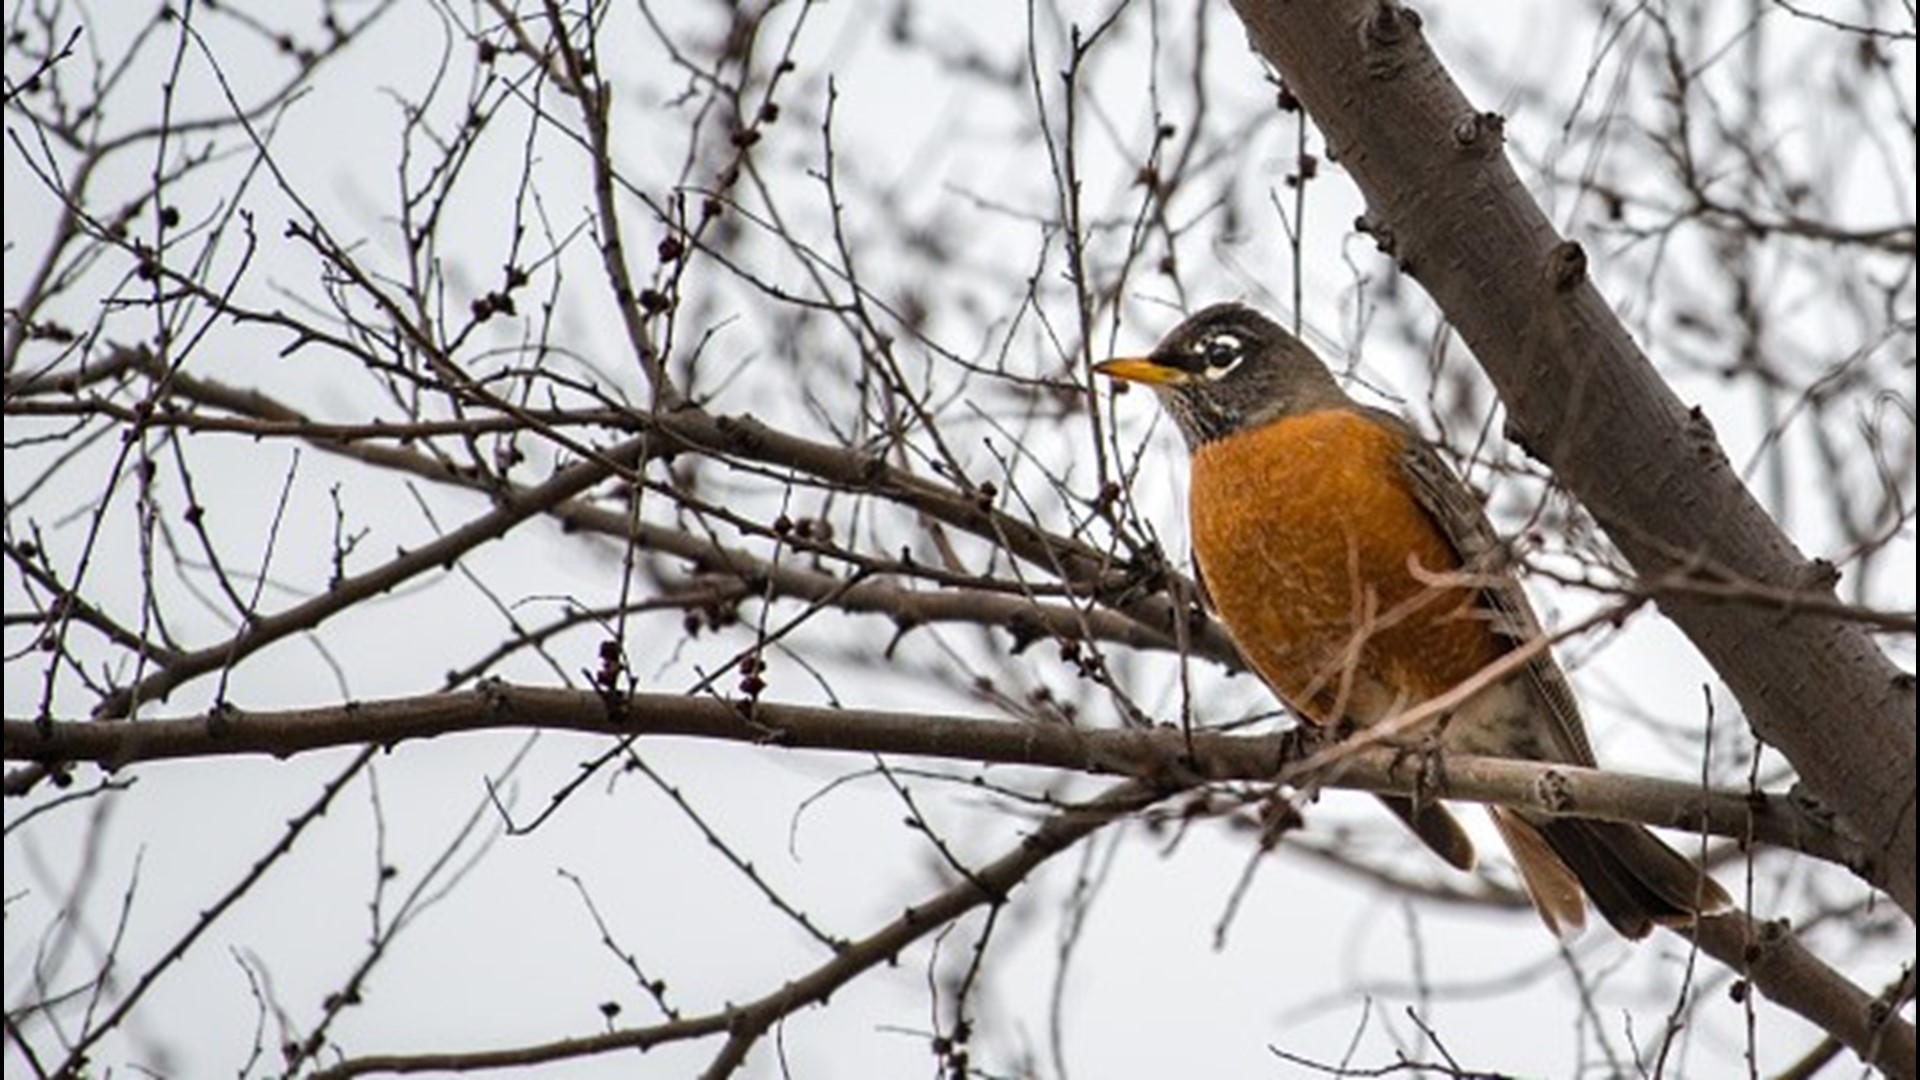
<box><xmin>300</xmin><ymin>779</ymin><xmax>1163</xmax><ymax>1080</ymax></box>
<box><xmin>83</xmin><ymin>435</ymin><xmax>652</xmax><ymax>721</ymax></box>
<box><xmin>1689</xmin><ymin>912</ymin><xmax>1915</xmax><ymax>1079</ymax></box>
<box><xmin>1224</xmin><ymin>0</ymin><xmax>1915</xmax><ymax>919</ymax></box>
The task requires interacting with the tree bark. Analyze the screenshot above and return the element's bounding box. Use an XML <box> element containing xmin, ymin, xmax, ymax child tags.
<box><xmin>0</xmin><ymin>689</ymin><xmax>1861</xmax><ymax>863</ymax></box>
<box><xmin>1225</xmin><ymin>0</ymin><xmax>1915</xmax><ymax>918</ymax></box>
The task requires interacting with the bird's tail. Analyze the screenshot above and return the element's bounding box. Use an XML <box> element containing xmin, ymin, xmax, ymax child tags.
<box><xmin>1379</xmin><ymin>794</ymin><xmax>1477</xmax><ymax>871</ymax></box>
<box><xmin>1491</xmin><ymin>806</ymin><xmax>1733</xmax><ymax>939</ymax></box>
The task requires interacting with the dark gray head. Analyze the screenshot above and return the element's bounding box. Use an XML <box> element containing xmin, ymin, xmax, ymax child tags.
<box><xmin>1094</xmin><ymin>303</ymin><xmax>1348</xmax><ymax>447</ymax></box>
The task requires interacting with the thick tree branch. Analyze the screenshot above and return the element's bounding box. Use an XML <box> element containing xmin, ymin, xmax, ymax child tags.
<box><xmin>3</xmin><ymin>687</ymin><xmax>1859</xmax><ymax>866</ymax></box>
<box><xmin>12</xmin><ymin>690</ymin><xmax>1910</xmax><ymax>1076</ymax></box>
<box><xmin>1689</xmin><ymin>913</ymin><xmax>1916</xmax><ymax>1079</ymax></box>
<box><xmin>1226</xmin><ymin>0</ymin><xmax>1916</xmax><ymax>918</ymax></box>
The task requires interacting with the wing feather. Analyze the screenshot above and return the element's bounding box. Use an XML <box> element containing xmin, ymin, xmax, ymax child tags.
<box><xmin>1374</xmin><ymin>409</ymin><xmax>1595</xmax><ymax>767</ymax></box>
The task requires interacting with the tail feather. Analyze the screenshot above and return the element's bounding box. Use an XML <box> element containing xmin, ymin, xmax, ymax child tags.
<box><xmin>1379</xmin><ymin>794</ymin><xmax>1477</xmax><ymax>871</ymax></box>
<box><xmin>1489</xmin><ymin>807</ymin><xmax>1586</xmax><ymax>937</ymax></box>
<box><xmin>1501</xmin><ymin>811</ymin><xmax>1731</xmax><ymax>940</ymax></box>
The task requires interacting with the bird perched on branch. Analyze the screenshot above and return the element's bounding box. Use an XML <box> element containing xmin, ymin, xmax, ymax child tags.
<box><xmin>1096</xmin><ymin>302</ymin><xmax>1729</xmax><ymax>938</ymax></box>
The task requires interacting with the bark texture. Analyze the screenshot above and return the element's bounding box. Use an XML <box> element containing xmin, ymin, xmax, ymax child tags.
<box><xmin>1225</xmin><ymin>0</ymin><xmax>1914</xmax><ymax>920</ymax></box>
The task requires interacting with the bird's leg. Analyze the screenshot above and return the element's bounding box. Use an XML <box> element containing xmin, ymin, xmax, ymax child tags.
<box><xmin>1381</xmin><ymin>701</ymin><xmax>1453</xmax><ymax>812</ymax></box>
<box><xmin>1273</xmin><ymin>720</ymin><xmax>1321</xmax><ymax>771</ymax></box>
<box><xmin>1411</xmin><ymin>716</ymin><xmax>1453</xmax><ymax>810</ymax></box>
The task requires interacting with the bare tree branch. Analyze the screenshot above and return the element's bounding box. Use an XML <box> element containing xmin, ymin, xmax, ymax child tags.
<box><xmin>302</xmin><ymin>780</ymin><xmax>1162</xmax><ymax>1080</ymax></box>
<box><xmin>2</xmin><ymin>686</ymin><xmax>1861</xmax><ymax>866</ymax></box>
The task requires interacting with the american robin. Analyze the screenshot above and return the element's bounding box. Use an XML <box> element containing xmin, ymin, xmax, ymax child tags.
<box><xmin>1096</xmin><ymin>302</ymin><xmax>1730</xmax><ymax>938</ymax></box>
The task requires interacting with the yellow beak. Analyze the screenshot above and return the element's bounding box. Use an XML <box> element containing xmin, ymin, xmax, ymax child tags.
<box><xmin>1093</xmin><ymin>356</ymin><xmax>1186</xmax><ymax>386</ymax></box>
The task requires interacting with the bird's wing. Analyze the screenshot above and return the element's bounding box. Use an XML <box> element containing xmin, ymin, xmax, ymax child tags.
<box><xmin>1378</xmin><ymin>409</ymin><xmax>1597</xmax><ymax>767</ymax></box>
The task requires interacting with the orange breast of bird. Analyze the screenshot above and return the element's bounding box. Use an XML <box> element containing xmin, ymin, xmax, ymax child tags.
<box><xmin>1188</xmin><ymin>409</ymin><xmax>1501</xmax><ymax>728</ymax></box>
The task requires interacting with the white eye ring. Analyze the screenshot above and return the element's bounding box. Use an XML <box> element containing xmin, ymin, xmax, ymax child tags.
<box><xmin>1196</xmin><ymin>333</ymin><xmax>1244</xmax><ymax>378</ymax></box>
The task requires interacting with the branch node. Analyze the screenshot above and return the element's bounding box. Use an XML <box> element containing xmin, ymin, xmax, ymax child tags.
<box><xmin>1354</xmin><ymin>214</ymin><xmax>1397</xmax><ymax>257</ymax></box>
<box><xmin>1004</xmin><ymin>609</ymin><xmax>1046</xmax><ymax>654</ymax></box>
<box><xmin>1793</xmin><ymin>557</ymin><xmax>1842</xmax><ymax>593</ymax></box>
<box><xmin>1546</xmin><ymin>240</ymin><xmax>1587</xmax><ymax>292</ymax></box>
<box><xmin>1533</xmin><ymin>767</ymin><xmax>1574</xmax><ymax>814</ymax></box>
<box><xmin>714</xmin><ymin>414</ymin><xmax>766</xmax><ymax>455</ymax></box>
<box><xmin>1359</xmin><ymin>1</ymin><xmax>1422</xmax><ymax>79</ymax></box>
<box><xmin>1684</xmin><ymin>406</ymin><xmax>1728</xmax><ymax>469</ymax></box>
<box><xmin>1450</xmin><ymin>110</ymin><xmax>1505</xmax><ymax>155</ymax></box>
<box><xmin>207</xmin><ymin>700</ymin><xmax>239</xmax><ymax>737</ymax></box>
<box><xmin>1745</xmin><ymin>916</ymin><xmax>1792</xmax><ymax>964</ymax></box>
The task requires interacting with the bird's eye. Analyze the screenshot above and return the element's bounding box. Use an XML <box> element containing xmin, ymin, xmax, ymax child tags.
<box><xmin>1197</xmin><ymin>333</ymin><xmax>1244</xmax><ymax>377</ymax></box>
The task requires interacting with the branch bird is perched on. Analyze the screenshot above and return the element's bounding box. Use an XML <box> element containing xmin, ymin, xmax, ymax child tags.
<box><xmin>1096</xmin><ymin>302</ymin><xmax>1730</xmax><ymax>938</ymax></box>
